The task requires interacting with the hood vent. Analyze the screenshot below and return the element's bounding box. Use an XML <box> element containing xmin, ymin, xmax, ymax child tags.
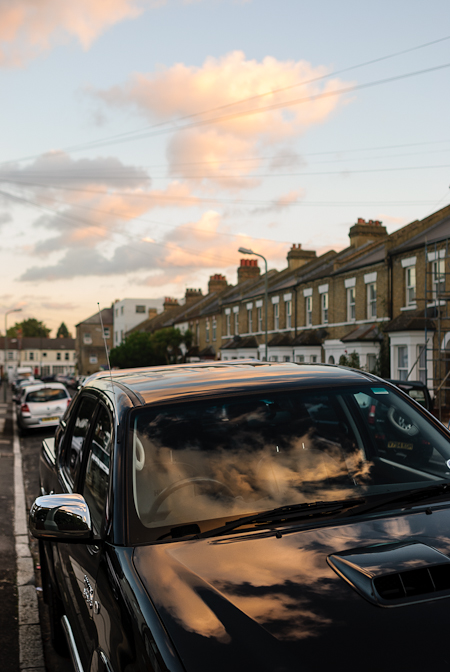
<box><xmin>328</xmin><ymin>542</ymin><xmax>450</xmax><ymax>608</ymax></box>
<box><xmin>375</xmin><ymin>564</ymin><xmax>450</xmax><ymax>601</ymax></box>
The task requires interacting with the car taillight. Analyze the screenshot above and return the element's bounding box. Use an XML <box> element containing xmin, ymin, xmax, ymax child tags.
<box><xmin>67</xmin><ymin>398</ymin><xmax>72</xmax><ymax>407</ymax></box>
<box><xmin>368</xmin><ymin>404</ymin><xmax>376</xmax><ymax>424</ymax></box>
<box><xmin>21</xmin><ymin>403</ymin><xmax>30</xmax><ymax>413</ymax></box>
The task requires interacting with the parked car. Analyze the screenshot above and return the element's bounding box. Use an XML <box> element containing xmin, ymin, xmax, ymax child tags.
<box><xmin>17</xmin><ymin>383</ymin><xmax>71</xmax><ymax>432</ymax></box>
<box><xmin>13</xmin><ymin>377</ymin><xmax>40</xmax><ymax>402</ymax></box>
<box><xmin>30</xmin><ymin>362</ymin><xmax>450</xmax><ymax>672</ymax></box>
<box><xmin>385</xmin><ymin>378</ymin><xmax>434</xmax><ymax>413</ymax></box>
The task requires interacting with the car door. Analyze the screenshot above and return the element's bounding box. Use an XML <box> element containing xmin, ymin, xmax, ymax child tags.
<box><xmin>56</xmin><ymin>396</ymin><xmax>114</xmax><ymax>670</ymax></box>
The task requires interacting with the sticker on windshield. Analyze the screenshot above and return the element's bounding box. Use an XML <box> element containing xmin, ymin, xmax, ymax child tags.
<box><xmin>371</xmin><ymin>388</ymin><xmax>389</xmax><ymax>395</ymax></box>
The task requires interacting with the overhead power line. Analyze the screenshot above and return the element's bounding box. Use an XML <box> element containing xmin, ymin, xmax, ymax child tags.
<box><xmin>59</xmin><ymin>62</ymin><xmax>450</xmax><ymax>152</ymax></box>
<box><xmin>3</xmin><ymin>34</ymin><xmax>450</xmax><ymax>165</ymax></box>
<box><xmin>0</xmin><ymin>187</ymin><xmax>243</xmax><ymax>268</ymax></box>
<box><xmin>2</xmin><ymin>145</ymin><xmax>450</xmax><ymax>178</ymax></box>
<box><xmin>59</xmin><ymin>35</ymin><xmax>450</xmax><ymax>153</ymax></box>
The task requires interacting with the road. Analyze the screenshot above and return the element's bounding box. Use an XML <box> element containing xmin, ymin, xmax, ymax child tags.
<box><xmin>20</xmin><ymin>424</ymin><xmax>74</xmax><ymax>672</ymax></box>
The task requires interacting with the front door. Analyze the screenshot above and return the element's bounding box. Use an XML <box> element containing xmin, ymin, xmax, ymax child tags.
<box><xmin>56</xmin><ymin>397</ymin><xmax>113</xmax><ymax>670</ymax></box>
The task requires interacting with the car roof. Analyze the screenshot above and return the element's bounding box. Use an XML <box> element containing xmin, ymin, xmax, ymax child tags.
<box><xmin>85</xmin><ymin>361</ymin><xmax>376</xmax><ymax>406</ymax></box>
<box><xmin>24</xmin><ymin>382</ymin><xmax>68</xmax><ymax>393</ymax></box>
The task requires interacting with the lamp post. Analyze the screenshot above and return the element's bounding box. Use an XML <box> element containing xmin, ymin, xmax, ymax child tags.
<box><xmin>238</xmin><ymin>247</ymin><xmax>269</xmax><ymax>362</ymax></box>
<box><xmin>3</xmin><ymin>308</ymin><xmax>22</xmax><ymax>402</ymax></box>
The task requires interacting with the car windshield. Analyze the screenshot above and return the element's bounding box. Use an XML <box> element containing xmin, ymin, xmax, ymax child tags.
<box><xmin>131</xmin><ymin>384</ymin><xmax>450</xmax><ymax>536</ymax></box>
<box><xmin>26</xmin><ymin>388</ymin><xmax>67</xmax><ymax>402</ymax></box>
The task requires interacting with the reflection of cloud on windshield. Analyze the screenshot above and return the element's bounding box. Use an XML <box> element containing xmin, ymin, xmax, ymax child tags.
<box><xmin>134</xmin><ymin>419</ymin><xmax>373</xmax><ymax>527</ymax></box>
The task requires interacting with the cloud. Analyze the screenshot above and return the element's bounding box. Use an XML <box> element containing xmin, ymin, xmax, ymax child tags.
<box><xmin>0</xmin><ymin>211</ymin><xmax>12</xmax><ymax>228</ymax></box>
<box><xmin>19</xmin><ymin>210</ymin><xmax>289</xmax><ymax>282</ymax></box>
<box><xmin>251</xmin><ymin>189</ymin><xmax>304</xmax><ymax>214</ymax></box>
<box><xmin>41</xmin><ymin>301</ymin><xmax>79</xmax><ymax>310</ymax></box>
<box><xmin>95</xmin><ymin>51</ymin><xmax>353</xmax><ymax>191</ymax></box>
<box><xmin>0</xmin><ymin>0</ymin><xmax>149</xmax><ymax>66</ymax></box>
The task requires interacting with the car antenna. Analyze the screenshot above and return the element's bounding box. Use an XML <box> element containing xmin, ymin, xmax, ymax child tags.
<box><xmin>97</xmin><ymin>303</ymin><xmax>118</xmax><ymax>431</ymax></box>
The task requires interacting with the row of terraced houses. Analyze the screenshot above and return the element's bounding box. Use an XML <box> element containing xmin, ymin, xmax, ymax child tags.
<box><xmin>75</xmin><ymin>205</ymin><xmax>450</xmax><ymax>414</ymax></box>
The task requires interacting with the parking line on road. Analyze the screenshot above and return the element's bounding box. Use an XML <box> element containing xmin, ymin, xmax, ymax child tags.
<box><xmin>13</xmin><ymin>408</ymin><xmax>45</xmax><ymax>672</ymax></box>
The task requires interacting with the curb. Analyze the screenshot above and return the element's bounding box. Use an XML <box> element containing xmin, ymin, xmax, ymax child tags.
<box><xmin>13</xmin><ymin>407</ymin><xmax>46</xmax><ymax>672</ymax></box>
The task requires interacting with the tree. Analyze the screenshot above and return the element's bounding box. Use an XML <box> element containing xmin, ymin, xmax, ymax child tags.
<box><xmin>7</xmin><ymin>318</ymin><xmax>50</xmax><ymax>338</ymax></box>
<box><xmin>109</xmin><ymin>328</ymin><xmax>192</xmax><ymax>369</ymax></box>
<box><xmin>110</xmin><ymin>332</ymin><xmax>158</xmax><ymax>369</ymax></box>
<box><xmin>56</xmin><ymin>322</ymin><xmax>69</xmax><ymax>338</ymax></box>
<box><xmin>339</xmin><ymin>351</ymin><xmax>361</xmax><ymax>369</ymax></box>
<box><xmin>151</xmin><ymin>328</ymin><xmax>186</xmax><ymax>364</ymax></box>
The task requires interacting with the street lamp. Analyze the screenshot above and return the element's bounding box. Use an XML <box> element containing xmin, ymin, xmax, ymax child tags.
<box><xmin>238</xmin><ymin>247</ymin><xmax>269</xmax><ymax>362</ymax></box>
<box><xmin>3</xmin><ymin>308</ymin><xmax>22</xmax><ymax>402</ymax></box>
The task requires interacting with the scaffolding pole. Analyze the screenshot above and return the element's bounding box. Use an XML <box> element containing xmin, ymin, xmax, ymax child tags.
<box><xmin>424</xmin><ymin>238</ymin><xmax>450</xmax><ymax>422</ymax></box>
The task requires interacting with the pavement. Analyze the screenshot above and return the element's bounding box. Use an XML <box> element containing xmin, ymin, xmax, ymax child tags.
<box><xmin>0</xmin><ymin>391</ymin><xmax>20</xmax><ymax>672</ymax></box>
<box><xmin>0</xmin><ymin>387</ymin><xmax>46</xmax><ymax>672</ymax></box>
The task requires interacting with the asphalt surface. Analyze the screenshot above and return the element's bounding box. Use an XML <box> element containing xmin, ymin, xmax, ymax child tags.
<box><xmin>0</xmin><ymin>387</ymin><xmax>73</xmax><ymax>672</ymax></box>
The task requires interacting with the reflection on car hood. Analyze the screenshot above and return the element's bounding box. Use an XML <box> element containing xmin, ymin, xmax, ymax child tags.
<box><xmin>133</xmin><ymin>507</ymin><xmax>450</xmax><ymax>672</ymax></box>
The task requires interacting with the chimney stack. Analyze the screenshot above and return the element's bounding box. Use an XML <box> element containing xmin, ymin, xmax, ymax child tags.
<box><xmin>237</xmin><ymin>258</ymin><xmax>260</xmax><ymax>284</ymax></box>
<box><xmin>185</xmin><ymin>288</ymin><xmax>203</xmax><ymax>304</ymax></box>
<box><xmin>163</xmin><ymin>297</ymin><xmax>179</xmax><ymax>311</ymax></box>
<box><xmin>287</xmin><ymin>243</ymin><xmax>317</xmax><ymax>270</ymax></box>
<box><xmin>208</xmin><ymin>274</ymin><xmax>228</xmax><ymax>294</ymax></box>
<box><xmin>349</xmin><ymin>218</ymin><xmax>387</xmax><ymax>248</ymax></box>
<box><xmin>147</xmin><ymin>307</ymin><xmax>158</xmax><ymax>320</ymax></box>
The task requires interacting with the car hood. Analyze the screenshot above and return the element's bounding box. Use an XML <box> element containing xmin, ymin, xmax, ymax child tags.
<box><xmin>133</xmin><ymin>507</ymin><xmax>450</xmax><ymax>672</ymax></box>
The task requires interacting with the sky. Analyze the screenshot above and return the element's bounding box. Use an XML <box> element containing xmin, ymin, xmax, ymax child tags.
<box><xmin>0</xmin><ymin>0</ymin><xmax>449</xmax><ymax>337</ymax></box>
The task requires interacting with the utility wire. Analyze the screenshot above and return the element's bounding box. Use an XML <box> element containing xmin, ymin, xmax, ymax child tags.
<box><xmin>3</xmin><ymin>145</ymin><xmax>450</xmax><ymax>178</ymax></box>
<box><xmin>59</xmin><ymin>35</ymin><xmax>450</xmax><ymax>153</ymax></box>
<box><xmin>0</xmin><ymin>176</ymin><xmax>445</xmax><ymax>206</ymax></box>
<box><xmin>3</xmin><ymin>34</ymin><xmax>450</xmax><ymax>165</ymax></box>
<box><xmin>0</xmin><ymin>188</ymin><xmax>273</xmax><ymax>267</ymax></box>
<box><xmin>57</xmin><ymin>62</ymin><xmax>450</xmax><ymax>152</ymax></box>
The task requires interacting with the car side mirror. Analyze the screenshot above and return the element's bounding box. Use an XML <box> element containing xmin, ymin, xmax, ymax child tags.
<box><xmin>29</xmin><ymin>493</ymin><xmax>92</xmax><ymax>542</ymax></box>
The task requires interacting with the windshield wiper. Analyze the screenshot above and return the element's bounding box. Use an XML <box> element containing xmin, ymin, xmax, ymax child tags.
<box><xmin>197</xmin><ymin>497</ymin><xmax>366</xmax><ymax>539</ymax></box>
<box><xmin>344</xmin><ymin>483</ymin><xmax>450</xmax><ymax>518</ymax></box>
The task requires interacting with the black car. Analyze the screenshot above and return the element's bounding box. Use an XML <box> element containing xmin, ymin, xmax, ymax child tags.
<box><xmin>30</xmin><ymin>362</ymin><xmax>450</xmax><ymax>672</ymax></box>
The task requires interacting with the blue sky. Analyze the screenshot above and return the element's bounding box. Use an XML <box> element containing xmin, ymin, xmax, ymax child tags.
<box><xmin>1</xmin><ymin>0</ymin><xmax>449</xmax><ymax>335</ymax></box>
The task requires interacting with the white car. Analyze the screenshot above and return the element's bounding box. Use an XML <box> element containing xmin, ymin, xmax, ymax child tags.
<box><xmin>17</xmin><ymin>383</ymin><xmax>71</xmax><ymax>433</ymax></box>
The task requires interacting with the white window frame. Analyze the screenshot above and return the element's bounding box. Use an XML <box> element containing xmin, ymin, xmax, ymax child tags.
<box><xmin>226</xmin><ymin>313</ymin><xmax>231</xmax><ymax>336</ymax></box>
<box><xmin>247</xmin><ymin>309</ymin><xmax>253</xmax><ymax>334</ymax></box>
<box><xmin>367</xmin><ymin>282</ymin><xmax>377</xmax><ymax>319</ymax></box>
<box><xmin>205</xmin><ymin>318</ymin><xmax>210</xmax><ymax>343</ymax></box>
<box><xmin>273</xmin><ymin>303</ymin><xmax>279</xmax><ymax>330</ymax></box>
<box><xmin>347</xmin><ymin>287</ymin><xmax>356</xmax><ymax>321</ymax></box>
<box><xmin>234</xmin><ymin>311</ymin><xmax>239</xmax><ymax>335</ymax></box>
<box><xmin>305</xmin><ymin>295</ymin><xmax>312</xmax><ymax>326</ymax></box>
<box><xmin>432</xmin><ymin>259</ymin><xmax>445</xmax><ymax>299</ymax></box>
<box><xmin>212</xmin><ymin>316</ymin><xmax>217</xmax><ymax>341</ymax></box>
<box><xmin>321</xmin><ymin>292</ymin><xmax>328</xmax><ymax>324</ymax></box>
<box><xmin>285</xmin><ymin>300</ymin><xmax>292</xmax><ymax>329</ymax></box>
<box><xmin>405</xmin><ymin>266</ymin><xmax>416</xmax><ymax>307</ymax></box>
<box><xmin>397</xmin><ymin>345</ymin><xmax>408</xmax><ymax>380</ymax></box>
<box><xmin>257</xmin><ymin>306</ymin><xmax>263</xmax><ymax>332</ymax></box>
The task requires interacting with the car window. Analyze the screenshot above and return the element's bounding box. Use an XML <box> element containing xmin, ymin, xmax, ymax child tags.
<box><xmin>131</xmin><ymin>385</ymin><xmax>450</xmax><ymax>539</ymax></box>
<box><xmin>63</xmin><ymin>395</ymin><xmax>98</xmax><ymax>487</ymax></box>
<box><xmin>408</xmin><ymin>389</ymin><xmax>427</xmax><ymax>408</ymax></box>
<box><xmin>82</xmin><ymin>405</ymin><xmax>112</xmax><ymax>533</ymax></box>
<box><xmin>26</xmin><ymin>388</ymin><xmax>68</xmax><ymax>403</ymax></box>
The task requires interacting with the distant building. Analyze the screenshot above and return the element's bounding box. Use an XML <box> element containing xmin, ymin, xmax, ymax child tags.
<box><xmin>113</xmin><ymin>298</ymin><xmax>161</xmax><ymax>346</ymax></box>
<box><xmin>0</xmin><ymin>337</ymin><xmax>76</xmax><ymax>380</ymax></box>
<box><xmin>75</xmin><ymin>306</ymin><xmax>113</xmax><ymax>375</ymax></box>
